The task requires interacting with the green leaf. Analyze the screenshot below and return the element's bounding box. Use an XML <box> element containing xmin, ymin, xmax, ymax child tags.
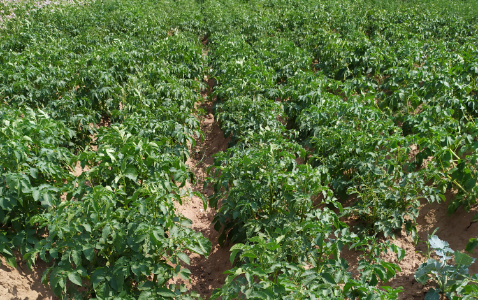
<box><xmin>369</xmin><ymin>274</ymin><xmax>378</xmax><ymax>286</ymax></box>
<box><xmin>5</xmin><ymin>256</ymin><xmax>17</xmax><ymax>268</ymax></box>
<box><xmin>83</xmin><ymin>246</ymin><xmax>94</xmax><ymax>262</ymax></box>
<box><xmin>243</xmin><ymin>252</ymin><xmax>257</xmax><ymax>259</ymax></box>
<box><xmin>322</xmin><ymin>272</ymin><xmax>336</xmax><ymax>284</ymax></box>
<box><xmin>131</xmin><ymin>262</ymin><xmax>148</xmax><ymax>276</ymax></box>
<box><xmin>41</xmin><ymin>267</ymin><xmax>50</xmax><ymax>285</ymax></box>
<box><xmin>40</xmin><ymin>192</ymin><xmax>55</xmax><ymax>207</ymax></box>
<box><xmin>50</xmin><ymin>267</ymin><xmax>66</xmax><ymax>294</ymax></box>
<box><xmin>29</xmin><ymin>168</ymin><xmax>38</xmax><ymax>179</ymax></box>
<box><xmin>188</xmin><ymin>237</ymin><xmax>211</xmax><ymax>256</ymax></box>
<box><xmin>67</xmin><ymin>272</ymin><xmax>83</xmax><ymax>286</ymax></box>
<box><xmin>83</xmin><ymin>223</ymin><xmax>92</xmax><ymax>233</ymax></box>
<box><xmin>425</xmin><ymin>288</ymin><xmax>440</xmax><ymax>300</ymax></box>
<box><xmin>179</xmin><ymin>219</ymin><xmax>192</xmax><ymax>227</ymax></box>
<box><xmin>92</xmin><ymin>268</ymin><xmax>107</xmax><ymax>289</ymax></box>
<box><xmin>466</xmin><ymin>238</ymin><xmax>478</xmax><ymax>254</ymax></box>
<box><xmin>139</xmin><ymin>291</ymin><xmax>152</xmax><ymax>300</ymax></box>
<box><xmin>472</xmin><ymin>213</ymin><xmax>478</xmax><ymax>223</ymax></box>
<box><xmin>151</xmin><ymin>229</ymin><xmax>165</xmax><ymax>243</ymax></box>
<box><xmin>164</xmin><ymin>180</ymin><xmax>172</xmax><ymax>192</ymax></box>
<box><xmin>125</xmin><ymin>167</ymin><xmax>138</xmax><ymax>181</ymax></box>
<box><xmin>110</xmin><ymin>272</ymin><xmax>124</xmax><ymax>292</ymax></box>
<box><xmin>245</xmin><ymin>271</ymin><xmax>252</xmax><ymax>285</ymax></box>
<box><xmin>49</xmin><ymin>248</ymin><xmax>58</xmax><ymax>259</ymax></box>
<box><xmin>138</xmin><ymin>281</ymin><xmax>154</xmax><ymax>291</ymax></box>
<box><xmin>71</xmin><ymin>250</ymin><xmax>82</xmax><ymax>266</ymax></box>
<box><xmin>396</xmin><ymin>247</ymin><xmax>405</xmax><ymax>261</ymax></box>
<box><xmin>464</xmin><ymin>178</ymin><xmax>476</xmax><ymax>191</ymax></box>
<box><xmin>454</xmin><ymin>251</ymin><xmax>475</xmax><ymax>267</ymax></box>
<box><xmin>230</xmin><ymin>248</ymin><xmax>240</xmax><ymax>265</ymax></box>
<box><xmin>156</xmin><ymin>287</ymin><xmax>176</xmax><ymax>298</ymax></box>
<box><xmin>177</xmin><ymin>252</ymin><xmax>190</xmax><ymax>264</ymax></box>
<box><xmin>415</xmin><ymin>260</ymin><xmax>435</xmax><ymax>285</ymax></box>
<box><xmin>429</xmin><ymin>235</ymin><xmax>449</xmax><ymax>251</ymax></box>
<box><xmin>32</xmin><ymin>188</ymin><xmax>40</xmax><ymax>201</ymax></box>
<box><xmin>179</xmin><ymin>268</ymin><xmax>191</xmax><ymax>281</ymax></box>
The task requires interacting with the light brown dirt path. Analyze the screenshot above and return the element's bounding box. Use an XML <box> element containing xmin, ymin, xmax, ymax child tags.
<box><xmin>0</xmin><ymin>256</ymin><xmax>56</xmax><ymax>300</ymax></box>
<box><xmin>173</xmin><ymin>74</ymin><xmax>232</xmax><ymax>298</ymax></box>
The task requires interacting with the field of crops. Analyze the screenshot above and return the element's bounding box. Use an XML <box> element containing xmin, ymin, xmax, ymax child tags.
<box><xmin>1</xmin><ymin>0</ymin><xmax>478</xmax><ymax>299</ymax></box>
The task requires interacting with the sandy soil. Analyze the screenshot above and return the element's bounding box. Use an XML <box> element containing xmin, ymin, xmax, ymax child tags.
<box><xmin>171</xmin><ymin>77</ymin><xmax>232</xmax><ymax>298</ymax></box>
<box><xmin>0</xmin><ymin>256</ymin><xmax>56</xmax><ymax>300</ymax></box>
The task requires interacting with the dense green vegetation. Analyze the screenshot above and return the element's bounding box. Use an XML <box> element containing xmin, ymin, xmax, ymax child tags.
<box><xmin>1</xmin><ymin>0</ymin><xmax>477</xmax><ymax>298</ymax></box>
<box><xmin>1</xmin><ymin>0</ymin><xmax>209</xmax><ymax>298</ymax></box>
<box><xmin>203</xmin><ymin>0</ymin><xmax>478</xmax><ymax>298</ymax></box>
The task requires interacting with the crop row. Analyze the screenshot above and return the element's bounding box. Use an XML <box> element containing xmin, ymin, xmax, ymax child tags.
<box><xmin>1</xmin><ymin>0</ymin><xmax>210</xmax><ymax>298</ymax></box>
<box><xmin>1</xmin><ymin>0</ymin><xmax>478</xmax><ymax>298</ymax></box>
<box><xmin>202</xmin><ymin>0</ymin><xmax>478</xmax><ymax>298</ymax></box>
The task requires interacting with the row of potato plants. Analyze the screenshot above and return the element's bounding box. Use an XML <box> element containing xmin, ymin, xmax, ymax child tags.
<box><xmin>291</xmin><ymin>0</ymin><xmax>478</xmax><ymax>216</ymax></box>
<box><xmin>203</xmin><ymin>0</ymin><xmax>405</xmax><ymax>298</ymax></box>
<box><xmin>201</xmin><ymin>0</ymin><xmax>478</xmax><ymax>298</ymax></box>
<box><xmin>1</xmin><ymin>0</ymin><xmax>211</xmax><ymax>298</ymax></box>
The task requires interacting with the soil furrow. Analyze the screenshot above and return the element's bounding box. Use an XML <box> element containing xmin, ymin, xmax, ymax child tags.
<box><xmin>172</xmin><ymin>47</ymin><xmax>232</xmax><ymax>296</ymax></box>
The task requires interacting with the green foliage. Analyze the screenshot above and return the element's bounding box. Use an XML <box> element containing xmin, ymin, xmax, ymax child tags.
<box><xmin>212</xmin><ymin>211</ymin><xmax>404</xmax><ymax>299</ymax></box>
<box><xmin>28</xmin><ymin>182</ymin><xmax>210</xmax><ymax>298</ymax></box>
<box><xmin>415</xmin><ymin>235</ymin><xmax>478</xmax><ymax>299</ymax></box>
<box><xmin>203</xmin><ymin>0</ymin><xmax>477</xmax><ymax>297</ymax></box>
<box><xmin>2</xmin><ymin>0</ymin><xmax>478</xmax><ymax>298</ymax></box>
<box><xmin>0</xmin><ymin>0</ymin><xmax>210</xmax><ymax>297</ymax></box>
<box><xmin>208</xmin><ymin>132</ymin><xmax>327</xmax><ymax>245</ymax></box>
<box><xmin>215</xmin><ymin>95</ymin><xmax>284</xmax><ymax>143</ymax></box>
<box><xmin>0</xmin><ymin>107</ymin><xmax>74</xmax><ymax>266</ymax></box>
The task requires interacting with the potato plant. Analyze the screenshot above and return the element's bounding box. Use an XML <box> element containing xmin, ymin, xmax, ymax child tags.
<box><xmin>1</xmin><ymin>0</ymin><xmax>478</xmax><ymax>298</ymax></box>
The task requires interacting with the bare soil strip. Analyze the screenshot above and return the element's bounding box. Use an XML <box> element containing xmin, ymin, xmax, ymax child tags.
<box><xmin>173</xmin><ymin>74</ymin><xmax>232</xmax><ymax>298</ymax></box>
<box><xmin>170</xmin><ymin>40</ymin><xmax>233</xmax><ymax>298</ymax></box>
<box><xmin>0</xmin><ymin>255</ymin><xmax>56</xmax><ymax>299</ymax></box>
